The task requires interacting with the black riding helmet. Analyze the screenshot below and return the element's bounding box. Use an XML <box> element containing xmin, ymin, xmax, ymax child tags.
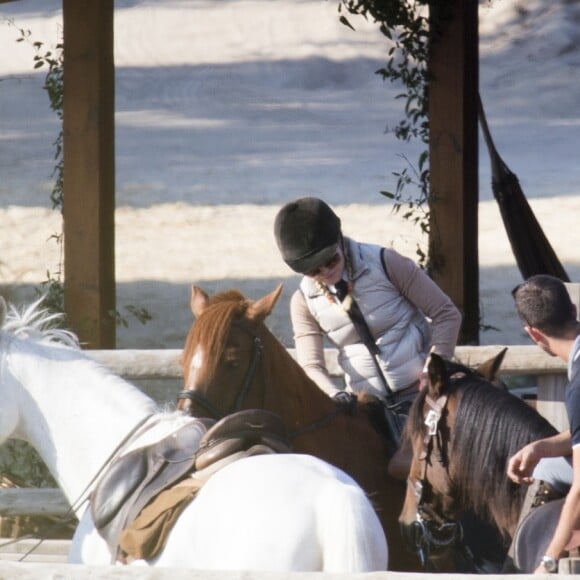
<box><xmin>274</xmin><ymin>197</ymin><xmax>341</xmax><ymax>274</ymax></box>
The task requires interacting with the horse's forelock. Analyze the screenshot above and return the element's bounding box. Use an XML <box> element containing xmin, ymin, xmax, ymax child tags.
<box><xmin>186</xmin><ymin>291</ymin><xmax>249</xmax><ymax>383</ymax></box>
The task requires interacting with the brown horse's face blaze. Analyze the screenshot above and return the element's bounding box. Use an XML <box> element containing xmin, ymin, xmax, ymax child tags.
<box><xmin>179</xmin><ymin>324</ymin><xmax>257</xmax><ymax>417</ymax></box>
<box><xmin>399</xmin><ymin>415</ymin><xmax>457</xmax><ymax>532</ymax></box>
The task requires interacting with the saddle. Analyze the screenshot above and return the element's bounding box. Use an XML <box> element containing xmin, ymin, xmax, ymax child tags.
<box><xmin>90</xmin><ymin>409</ymin><xmax>290</xmax><ymax>562</ymax></box>
<box><xmin>512</xmin><ymin>497</ymin><xmax>565</xmax><ymax>573</ymax></box>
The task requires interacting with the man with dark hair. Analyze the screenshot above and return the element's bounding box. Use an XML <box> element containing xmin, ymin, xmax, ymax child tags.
<box><xmin>509</xmin><ymin>274</ymin><xmax>580</xmax><ymax>573</ymax></box>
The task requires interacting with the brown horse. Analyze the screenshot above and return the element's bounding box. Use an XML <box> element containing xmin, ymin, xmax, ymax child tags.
<box><xmin>399</xmin><ymin>351</ymin><xmax>560</xmax><ymax>572</ymax></box>
<box><xmin>176</xmin><ymin>284</ymin><xmax>421</xmax><ymax>572</ymax></box>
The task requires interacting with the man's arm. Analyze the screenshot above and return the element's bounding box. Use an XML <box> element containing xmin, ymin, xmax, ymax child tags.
<box><xmin>507</xmin><ymin>430</ymin><xmax>572</xmax><ymax>484</ymax></box>
<box><xmin>535</xmin><ymin>445</ymin><xmax>580</xmax><ymax>573</ymax></box>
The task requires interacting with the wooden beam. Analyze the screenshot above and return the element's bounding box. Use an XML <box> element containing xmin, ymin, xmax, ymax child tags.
<box><xmin>0</xmin><ymin>488</ymin><xmax>70</xmax><ymax>517</ymax></box>
<box><xmin>428</xmin><ymin>0</ymin><xmax>479</xmax><ymax>344</ymax></box>
<box><xmin>62</xmin><ymin>0</ymin><xmax>116</xmax><ymax>348</ymax></box>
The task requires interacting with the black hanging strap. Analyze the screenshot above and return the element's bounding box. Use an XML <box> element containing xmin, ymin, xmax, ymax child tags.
<box><xmin>335</xmin><ymin>281</ymin><xmax>393</xmax><ymax>397</ymax></box>
<box><xmin>478</xmin><ymin>94</ymin><xmax>570</xmax><ymax>282</ymax></box>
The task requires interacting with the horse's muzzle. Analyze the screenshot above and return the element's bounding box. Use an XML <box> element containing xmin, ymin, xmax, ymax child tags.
<box><xmin>399</xmin><ymin>519</ymin><xmax>462</xmax><ymax>571</ymax></box>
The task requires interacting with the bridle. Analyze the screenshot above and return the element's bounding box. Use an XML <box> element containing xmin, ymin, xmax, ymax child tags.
<box><xmin>406</xmin><ymin>389</ymin><xmax>467</xmax><ymax>569</ymax></box>
<box><xmin>177</xmin><ymin>320</ymin><xmax>264</xmax><ymax>420</ymax></box>
<box><xmin>176</xmin><ymin>319</ymin><xmax>345</xmax><ymax>435</ymax></box>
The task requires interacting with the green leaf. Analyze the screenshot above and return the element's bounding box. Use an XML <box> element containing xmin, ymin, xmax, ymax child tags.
<box><xmin>339</xmin><ymin>15</ymin><xmax>356</xmax><ymax>31</ymax></box>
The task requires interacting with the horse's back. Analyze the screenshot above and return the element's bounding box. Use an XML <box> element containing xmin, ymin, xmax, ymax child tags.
<box><xmin>73</xmin><ymin>453</ymin><xmax>388</xmax><ymax>572</ymax></box>
<box><xmin>158</xmin><ymin>453</ymin><xmax>388</xmax><ymax>571</ymax></box>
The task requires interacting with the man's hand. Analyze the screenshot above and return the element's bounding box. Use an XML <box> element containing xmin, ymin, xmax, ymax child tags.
<box><xmin>507</xmin><ymin>442</ymin><xmax>540</xmax><ymax>484</ymax></box>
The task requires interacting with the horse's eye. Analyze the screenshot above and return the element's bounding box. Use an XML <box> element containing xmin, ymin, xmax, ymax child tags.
<box><xmin>223</xmin><ymin>347</ymin><xmax>242</xmax><ymax>369</ymax></box>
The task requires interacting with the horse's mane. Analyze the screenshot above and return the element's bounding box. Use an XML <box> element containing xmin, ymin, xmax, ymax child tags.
<box><xmin>1</xmin><ymin>296</ymin><xmax>80</xmax><ymax>349</ymax></box>
<box><xmin>407</xmin><ymin>359</ymin><xmax>559</xmax><ymax>538</ymax></box>
<box><xmin>183</xmin><ymin>290</ymin><xmax>249</xmax><ymax>383</ymax></box>
<box><xmin>452</xmin><ymin>378</ymin><xmax>557</xmax><ymax>535</ymax></box>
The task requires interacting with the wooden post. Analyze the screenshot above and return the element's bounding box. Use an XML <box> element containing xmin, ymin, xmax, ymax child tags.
<box><xmin>62</xmin><ymin>0</ymin><xmax>116</xmax><ymax>348</ymax></box>
<box><xmin>428</xmin><ymin>0</ymin><xmax>479</xmax><ymax>345</ymax></box>
<box><xmin>536</xmin><ymin>282</ymin><xmax>580</xmax><ymax>431</ymax></box>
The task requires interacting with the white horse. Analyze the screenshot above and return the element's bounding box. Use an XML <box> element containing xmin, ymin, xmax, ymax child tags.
<box><xmin>0</xmin><ymin>297</ymin><xmax>387</xmax><ymax>572</ymax></box>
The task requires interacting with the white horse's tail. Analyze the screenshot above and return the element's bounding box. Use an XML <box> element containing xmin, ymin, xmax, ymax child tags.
<box><xmin>317</xmin><ymin>481</ymin><xmax>388</xmax><ymax>572</ymax></box>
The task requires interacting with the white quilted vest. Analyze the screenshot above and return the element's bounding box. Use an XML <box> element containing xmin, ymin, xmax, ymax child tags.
<box><xmin>300</xmin><ymin>238</ymin><xmax>430</xmax><ymax>397</ymax></box>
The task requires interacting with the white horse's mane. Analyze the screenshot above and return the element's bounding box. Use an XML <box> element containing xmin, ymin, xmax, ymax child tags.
<box><xmin>0</xmin><ymin>295</ymin><xmax>80</xmax><ymax>349</ymax></box>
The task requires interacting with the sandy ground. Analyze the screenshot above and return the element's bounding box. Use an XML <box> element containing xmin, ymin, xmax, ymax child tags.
<box><xmin>2</xmin><ymin>197</ymin><xmax>579</xmax><ymax>353</ymax></box>
<box><xmin>1</xmin><ymin>0</ymin><xmax>579</xmax><ymax>355</ymax></box>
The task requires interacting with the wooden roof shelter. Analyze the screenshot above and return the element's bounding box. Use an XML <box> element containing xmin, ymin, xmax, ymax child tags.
<box><xmin>54</xmin><ymin>0</ymin><xmax>480</xmax><ymax>347</ymax></box>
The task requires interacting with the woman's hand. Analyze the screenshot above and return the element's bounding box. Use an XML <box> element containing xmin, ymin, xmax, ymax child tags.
<box><xmin>333</xmin><ymin>391</ymin><xmax>357</xmax><ymax>415</ymax></box>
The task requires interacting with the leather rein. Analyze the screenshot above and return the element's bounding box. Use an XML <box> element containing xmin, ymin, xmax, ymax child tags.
<box><xmin>176</xmin><ymin>320</ymin><xmax>344</xmax><ymax>436</ymax></box>
<box><xmin>406</xmin><ymin>389</ymin><xmax>467</xmax><ymax>568</ymax></box>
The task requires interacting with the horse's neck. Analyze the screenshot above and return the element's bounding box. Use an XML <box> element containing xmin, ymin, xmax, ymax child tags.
<box><xmin>261</xmin><ymin>336</ymin><xmax>335</xmax><ymax>422</ymax></box>
<box><xmin>260</xmin><ymin>335</ymin><xmax>380</xmax><ymax>460</ymax></box>
<box><xmin>10</xmin><ymin>343</ymin><xmax>157</xmax><ymax>506</ymax></box>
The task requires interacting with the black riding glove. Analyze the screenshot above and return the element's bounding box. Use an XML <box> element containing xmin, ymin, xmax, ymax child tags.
<box><xmin>333</xmin><ymin>391</ymin><xmax>357</xmax><ymax>415</ymax></box>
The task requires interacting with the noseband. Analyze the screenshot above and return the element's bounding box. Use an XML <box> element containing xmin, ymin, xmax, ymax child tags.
<box><xmin>407</xmin><ymin>390</ymin><xmax>465</xmax><ymax>568</ymax></box>
<box><xmin>177</xmin><ymin>321</ymin><xmax>264</xmax><ymax>419</ymax></box>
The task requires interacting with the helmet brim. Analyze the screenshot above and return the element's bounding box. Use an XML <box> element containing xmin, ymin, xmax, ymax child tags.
<box><xmin>286</xmin><ymin>242</ymin><xmax>339</xmax><ymax>274</ymax></box>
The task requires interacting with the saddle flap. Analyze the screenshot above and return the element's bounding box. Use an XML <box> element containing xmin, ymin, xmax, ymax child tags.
<box><xmin>513</xmin><ymin>498</ymin><xmax>565</xmax><ymax>573</ymax></box>
<box><xmin>90</xmin><ymin>419</ymin><xmax>211</xmax><ymax>539</ymax></box>
<box><xmin>91</xmin><ymin>450</ymin><xmax>148</xmax><ymax>530</ymax></box>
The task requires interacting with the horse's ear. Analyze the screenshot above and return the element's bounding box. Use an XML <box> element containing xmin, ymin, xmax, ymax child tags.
<box><xmin>247</xmin><ymin>284</ymin><xmax>283</xmax><ymax>323</ymax></box>
<box><xmin>476</xmin><ymin>347</ymin><xmax>508</xmax><ymax>384</ymax></box>
<box><xmin>191</xmin><ymin>285</ymin><xmax>210</xmax><ymax>318</ymax></box>
<box><xmin>426</xmin><ymin>353</ymin><xmax>448</xmax><ymax>398</ymax></box>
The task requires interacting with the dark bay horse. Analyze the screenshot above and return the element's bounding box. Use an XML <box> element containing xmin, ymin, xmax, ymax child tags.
<box><xmin>399</xmin><ymin>351</ymin><xmax>560</xmax><ymax>572</ymax></box>
<box><xmin>176</xmin><ymin>284</ymin><xmax>421</xmax><ymax>571</ymax></box>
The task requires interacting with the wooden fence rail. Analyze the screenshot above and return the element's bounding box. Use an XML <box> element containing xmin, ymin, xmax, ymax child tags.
<box><xmin>89</xmin><ymin>345</ymin><xmax>569</xmax><ymax>430</ymax></box>
<box><xmin>88</xmin><ymin>345</ymin><xmax>566</xmax><ymax>379</ymax></box>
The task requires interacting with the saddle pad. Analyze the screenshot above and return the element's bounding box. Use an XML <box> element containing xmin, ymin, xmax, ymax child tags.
<box><xmin>118</xmin><ymin>478</ymin><xmax>201</xmax><ymax>562</ymax></box>
<box><xmin>513</xmin><ymin>498</ymin><xmax>564</xmax><ymax>573</ymax></box>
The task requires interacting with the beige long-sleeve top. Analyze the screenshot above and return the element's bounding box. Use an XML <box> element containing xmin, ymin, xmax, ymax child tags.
<box><xmin>290</xmin><ymin>247</ymin><xmax>462</xmax><ymax>397</ymax></box>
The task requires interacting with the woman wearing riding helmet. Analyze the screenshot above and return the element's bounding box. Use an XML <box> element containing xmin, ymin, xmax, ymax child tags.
<box><xmin>273</xmin><ymin>196</ymin><xmax>462</xmax><ymax>478</ymax></box>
